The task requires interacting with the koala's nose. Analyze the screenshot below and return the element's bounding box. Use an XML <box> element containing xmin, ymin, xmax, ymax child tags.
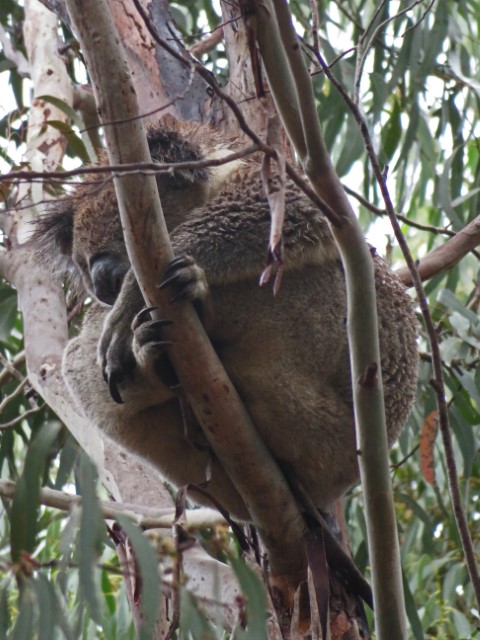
<box><xmin>90</xmin><ymin>252</ymin><xmax>129</xmax><ymax>306</ymax></box>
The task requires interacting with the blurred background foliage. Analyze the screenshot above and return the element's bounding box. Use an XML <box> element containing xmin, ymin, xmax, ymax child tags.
<box><xmin>0</xmin><ymin>0</ymin><xmax>480</xmax><ymax>637</ymax></box>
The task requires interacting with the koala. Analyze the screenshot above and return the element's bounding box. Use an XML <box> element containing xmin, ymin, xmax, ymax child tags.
<box><xmin>34</xmin><ymin>121</ymin><xmax>418</xmax><ymax>522</ymax></box>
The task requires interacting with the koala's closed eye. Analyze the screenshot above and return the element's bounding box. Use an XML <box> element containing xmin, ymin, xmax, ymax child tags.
<box><xmin>90</xmin><ymin>252</ymin><xmax>129</xmax><ymax>306</ymax></box>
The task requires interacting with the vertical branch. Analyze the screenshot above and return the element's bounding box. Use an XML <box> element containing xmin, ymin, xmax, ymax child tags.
<box><xmin>11</xmin><ymin>0</ymin><xmax>73</xmax><ymax>244</ymax></box>
<box><xmin>251</xmin><ymin>1</ymin><xmax>408</xmax><ymax>637</ymax></box>
<box><xmin>316</xmin><ymin>51</ymin><xmax>480</xmax><ymax>609</ymax></box>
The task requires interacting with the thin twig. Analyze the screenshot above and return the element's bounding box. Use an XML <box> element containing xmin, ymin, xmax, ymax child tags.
<box><xmin>0</xmin><ymin>377</ymin><xmax>29</xmax><ymax>413</ymax></box>
<box><xmin>403</xmin><ymin>0</ymin><xmax>436</xmax><ymax>36</ymax></box>
<box><xmin>343</xmin><ymin>185</ymin><xmax>456</xmax><ymax>237</ymax></box>
<box><xmin>0</xmin><ymin>351</ymin><xmax>26</xmax><ymax>386</ymax></box>
<box><xmin>2</xmin><ymin>144</ymin><xmax>261</xmax><ymax>184</ymax></box>
<box><xmin>189</xmin><ymin>27</ymin><xmax>223</xmax><ymax>58</ymax></box>
<box><xmin>0</xmin><ymin>405</ymin><xmax>44</xmax><ymax>429</ymax></box>
<box><xmin>255</xmin><ymin>4</ymin><xmax>407</xmax><ymax>635</ymax></box>
<box><xmin>354</xmin><ymin>0</ymin><xmax>425</xmax><ymax>104</ymax></box>
<box><xmin>0</xmin><ymin>478</ymin><xmax>227</xmax><ymax>529</ymax></box>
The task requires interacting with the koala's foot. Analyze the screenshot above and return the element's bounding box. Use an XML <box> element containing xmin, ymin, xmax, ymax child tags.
<box><xmin>131</xmin><ymin>307</ymin><xmax>178</xmax><ymax>388</ymax></box>
<box><xmin>158</xmin><ymin>255</ymin><xmax>209</xmax><ymax>308</ymax></box>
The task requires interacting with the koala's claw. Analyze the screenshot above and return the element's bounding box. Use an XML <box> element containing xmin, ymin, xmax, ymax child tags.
<box><xmin>164</xmin><ymin>255</ymin><xmax>194</xmax><ymax>276</ymax></box>
<box><xmin>108</xmin><ymin>372</ymin><xmax>125</xmax><ymax>405</ymax></box>
<box><xmin>132</xmin><ymin>306</ymin><xmax>159</xmax><ymax>330</ymax></box>
<box><xmin>132</xmin><ymin>307</ymin><xmax>174</xmax><ymax>334</ymax></box>
<box><xmin>131</xmin><ymin>314</ymin><xmax>174</xmax><ymax>386</ymax></box>
<box><xmin>157</xmin><ymin>255</ymin><xmax>208</xmax><ymax>305</ymax></box>
<box><xmin>134</xmin><ymin>320</ymin><xmax>173</xmax><ymax>349</ymax></box>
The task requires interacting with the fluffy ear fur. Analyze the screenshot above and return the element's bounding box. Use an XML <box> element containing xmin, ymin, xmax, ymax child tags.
<box><xmin>146</xmin><ymin>124</ymin><xmax>210</xmax><ymax>188</ymax></box>
<box><xmin>28</xmin><ymin>199</ymin><xmax>84</xmax><ymax>295</ymax></box>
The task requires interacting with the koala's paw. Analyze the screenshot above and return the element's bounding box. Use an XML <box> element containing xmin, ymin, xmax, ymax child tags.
<box><xmin>98</xmin><ymin>313</ymin><xmax>137</xmax><ymax>405</ymax></box>
<box><xmin>158</xmin><ymin>255</ymin><xmax>209</xmax><ymax>305</ymax></box>
<box><xmin>131</xmin><ymin>307</ymin><xmax>178</xmax><ymax>388</ymax></box>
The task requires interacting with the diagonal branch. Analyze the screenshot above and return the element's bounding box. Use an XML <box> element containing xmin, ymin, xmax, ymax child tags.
<box><xmin>64</xmin><ymin>0</ymin><xmax>308</xmax><ymax>601</ymax></box>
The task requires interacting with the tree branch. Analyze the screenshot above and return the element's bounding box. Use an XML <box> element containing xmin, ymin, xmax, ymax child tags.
<box><xmin>0</xmin><ymin>479</ymin><xmax>226</xmax><ymax>530</ymax></box>
<box><xmin>0</xmin><ymin>2</ymin><xmax>254</xmax><ymax>633</ymax></box>
<box><xmin>251</xmin><ymin>1</ymin><xmax>408</xmax><ymax>637</ymax></box>
<box><xmin>396</xmin><ymin>215</ymin><xmax>480</xmax><ymax>286</ymax></box>
<box><xmin>315</xmin><ymin>45</ymin><xmax>480</xmax><ymax>611</ymax></box>
<box><xmin>64</xmin><ymin>0</ymin><xmax>308</xmax><ymax>600</ymax></box>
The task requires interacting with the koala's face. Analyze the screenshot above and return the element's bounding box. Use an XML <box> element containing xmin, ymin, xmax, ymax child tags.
<box><xmin>35</xmin><ymin>123</ymin><xmax>214</xmax><ymax>307</ymax></box>
<box><xmin>71</xmin><ymin>182</ymin><xmax>130</xmax><ymax>306</ymax></box>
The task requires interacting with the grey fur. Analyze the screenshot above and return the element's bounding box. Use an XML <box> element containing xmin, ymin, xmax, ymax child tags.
<box><xmin>38</xmin><ymin>124</ymin><xmax>418</xmax><ymax>520</ymax></box>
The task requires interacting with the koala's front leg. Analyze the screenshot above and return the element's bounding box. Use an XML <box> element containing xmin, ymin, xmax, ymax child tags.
<box><xmin>98</xmin><ymin>257</ymin><xmax>211</xmax><ymax>403</ymax></box>
<box><xmin>97</xmin><ymin>269</ymin><xmax>145</xmax><ymax>402</ymax></box>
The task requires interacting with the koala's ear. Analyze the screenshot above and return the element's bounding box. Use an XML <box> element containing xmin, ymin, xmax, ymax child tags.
<box><xmin>28</xmin><ymin>199</ymin><xmax>76</xmax><ymax>279</ymax></box>
<box><xmin>146</xmin><ymin>123</ymin><xmax>210</xmax><ymax>188</ymax></box>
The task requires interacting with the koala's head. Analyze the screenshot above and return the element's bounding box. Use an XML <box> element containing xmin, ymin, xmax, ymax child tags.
<box><xmin>31</xmin><ymin>122</ymin><xmax>237</xmax><ymax>306</ymax></box>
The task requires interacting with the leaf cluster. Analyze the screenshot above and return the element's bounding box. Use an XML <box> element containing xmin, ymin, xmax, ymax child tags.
<box><xmin>1</xmin><ymin>0</ymin><xmax>480</xmax><ymax>637</ymax></box>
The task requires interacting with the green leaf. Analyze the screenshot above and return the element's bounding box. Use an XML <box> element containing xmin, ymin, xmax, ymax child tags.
<box><xmin>44</xmin><ymin>119</ymin><xmax>90</xmax><ymax>164</ymax></box>
<box><xmin>115</xmin><ymin>515</ymin><xmax>161</xmax><ymax>640</ymax></box>
<box><xmin>12</xmin><ymin>585</ymin><xmax>34</xmax><ymax>640</ymax></box>
<box><xmin>35</xmin><ymin>574</ymin><xmax>75</xmax><ymax>640</ymax></box>
<box><xmin>417</xmin><ymin>1</ymin><xmax>448</xmax><ymax>77</ymax></box>
<box><xmin>77</xmin><ymin>455</ymin><xmax>105</xmax><ymax>624</ymax></box>
<box><xmin>451</xmin><ymin>609</ymin><xmax>474</xmax><ymax>638</ymax></box>
<box><xmin>230</xmin><ymin>558</ymin><xmax>268</xmax><ymax>640</ymax></box>
<box><xmin>437</xmin><ymin>289</ymin><xmax>478</xmax><ymax>323</ymax></box>
<box><xmin>179</xmin><ymin>589</ymin><xmax>216</xmax><ymax>640</ymax></box>
<box><xmin>381</xmin><ymin>98</ymin><xmax>401</xmax><ymax>161</ymax></box>
<box><xmin>36</xmin><ymin>94</ymin><xmax>97</xmax><ymax>161</ymax></box>
<box><xmin>335</xmin><ymin>114</ymin><xmax>364</xmax><ymax>177</ymax></box>
<box><xmin>35</xmin><ymin>94</ymin><xmax>79</xmax><ymax>123</ymax></box>
<box><xmin>0</xmin><ymin>289</ymin><xmax>19</xmax><ymax>343</ymax></box>
<box><xmin>451</xmin><ymin>186</ymin><xmax>480</xmax><ymax>207</ymax></box>
<box><xmin>0</xmin><ymin>583</ymin><xmax>10</xmax><ymax>637</ymax></box>
<box><xmin>54</xmin><ymin>435</ymin><xmax>78</xmax><ymax>490</ymax></box>
<box><xmin>32</xmin><ymin>575</ymin><xmax>55</xmax><ymax>640</ymax></box>
<box><xmin>403</xmin><ymin>569</ymin><xmax>423</xmax><ymax>640</ymax></box>
<box><xmin>10</xmin><ymin>422</ymin><xmax>62</xmax><ymax>562</ymax></box>
<box><xmin>437</xmin><ymin>150</ymin><xmax>465</xmax><ymax>230</ymax></box>
<box><xmin>450</xmin><ymin>402</ymin><xmax>477</xmax><ymax>478</ymax></box>
<box><xmin>0</xmin><ymin>59</ymin><xmax>15</xmax><ymax>72</ymax></box>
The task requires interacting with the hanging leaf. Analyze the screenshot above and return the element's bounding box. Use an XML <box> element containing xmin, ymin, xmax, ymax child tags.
<box><xmin>77</xmin><ymin>455</ymin><xmax>106</xmax><ymax>624</ymax></box>
<box><xmin>179</xmin><ymin>589</ymin><xmax>217</xmax><ymax>640</ymax></box>
<box><xmin>230</xmin><ymin>558</ymin><xmax>268</xmax><ymax>640</ymax></box>
<box><xmin>10</xmin><ymin>422</ymin><xmax>62</xmax><ymax>563</ymax></box>
<box><xmin>419</xmin><ymin>410</ymin><xmax>439</xmax><ymax>487</ymax></box>
<box><xmin>115</xmin><ymin>515</ymin><xmax>161</xmax><ymax>640</ymax></box>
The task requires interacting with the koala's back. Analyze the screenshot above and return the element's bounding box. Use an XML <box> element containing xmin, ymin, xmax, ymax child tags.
<box><xmin>197</xmin><ymin>254</ymin><xmax>416</xmax><ymax>510</ymax></box>
<box><xmin>52</xmin><ymin>125</ymin><xmax>418</xmax><ymax>517</ymax></box>
<box><xmin>164</xmin><ymin>169</ymin><xmax>418</xmax><ymax>509</ymax></box>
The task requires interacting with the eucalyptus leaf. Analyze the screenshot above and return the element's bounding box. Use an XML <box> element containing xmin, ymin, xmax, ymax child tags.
<box><xmin>230</xmin><ymin>558</ymin><xmax>268</xmax><ymax>640</ymax></box>
<box><xmin>77</xmin><ymin>455</ymin><xmax>105</xmax><ymax>624</ymax></box>
<box><xmin>179</xmin><ymin>589</ymin><xmax>217</xmax><ymax>640</ymax></box>
<box><xmin>10</xmin><ymin>422</ymin><xmax>62</xmax><ymax>562</ymax></box>
<box><xmin>115</xmin><ymin>515</ymin><xmax>161</xmax><ymax>640</ymax></box>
